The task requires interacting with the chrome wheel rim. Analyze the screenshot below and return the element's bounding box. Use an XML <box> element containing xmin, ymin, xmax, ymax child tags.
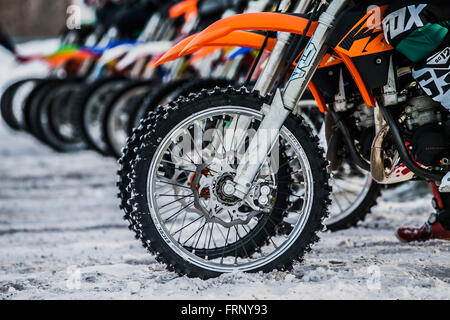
<box><xmin>84</xmin><ymin>82</ymin><xmax>125</xmax><ymax>151</ymax></box>
<box><xmin>107</xmin><ymin>87</ymin><xmax>148</xmax><ymax>155</ymax></box>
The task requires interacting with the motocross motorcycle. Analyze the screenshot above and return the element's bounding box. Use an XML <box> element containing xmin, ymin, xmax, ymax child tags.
<box><xmin>120</xmin><ymin>0</ymin><xmax>383</xmax><ymax>255</ymax></box>
<box><xmin>119</xmin><ymin>0</ymin><xmax>429</xmax><ymax>278</ymax></box>
<box><xmin>0</xmin><ymin>0</ymin><xmax>153</xmax><ymax>152</ymax></box>
<box><xmin>122</xmin><ymin>0</ymin><xmax>450</xmax><ymax>278</ymax></box>
<box><xmin>99</xmin><ymin>0</ymin><xmax>254</xmax><ymax>158</ymax></box>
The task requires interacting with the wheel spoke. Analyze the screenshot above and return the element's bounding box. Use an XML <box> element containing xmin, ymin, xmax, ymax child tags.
<box><xmin>163</xmin><ymin>201</ymin><xmax>195</xmax><ymax>223</ymax></box>
<box><xmin>171</xmin><ymin>215</ymin><xmax>204</xmax><ymax>237</ymax></box>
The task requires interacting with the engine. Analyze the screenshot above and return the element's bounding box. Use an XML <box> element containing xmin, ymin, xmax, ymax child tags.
<box><xmin>401</xmin><ymin>94</ymin><xmax>450</xmax><ymax>167</ymax></box>
<box><xmin>350</xmin><ymin>87</ymin><xmax>450</xmax><ymax>170</ymax></box>
<box><xmin>325</xmin><ymin>65</ymin><xmax>450</xmax><ymax>174</ymax></box>
<box><xmin>403</xmin><ymin>96</ymin><xmax>443</xmax><ymax>131</ymax></box>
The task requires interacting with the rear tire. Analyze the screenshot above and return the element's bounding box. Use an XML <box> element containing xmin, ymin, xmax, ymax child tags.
<box><xmin>325</xmin><ymin>172</ymin><xmax>381</xmax><ymax>231</ymax></box>
<box><xmin>23</xmin><ymin>79</ymin><xmax>60</xmax><ymax>142</ymax></box>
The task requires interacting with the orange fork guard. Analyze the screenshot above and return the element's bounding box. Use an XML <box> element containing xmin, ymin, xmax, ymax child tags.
<box><xmin>180</xmin><ymin>12</ymin><xmax>318</xmax><ymax>55</ymax></box>
<box><xmin>154</xmin><ymin>35</ymin><xmax>197</xmax><ymax>67</ymax></box>
<box><xmin>154</xmin><ymin>31</ymin><xmax>277</xmax><ymax>67</ymax></box>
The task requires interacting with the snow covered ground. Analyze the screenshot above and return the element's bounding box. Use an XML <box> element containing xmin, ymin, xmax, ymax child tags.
<box><xmin>0</xmin><ymin>42</ymin><xmax>449</xmax><ymax>300</ymax></box>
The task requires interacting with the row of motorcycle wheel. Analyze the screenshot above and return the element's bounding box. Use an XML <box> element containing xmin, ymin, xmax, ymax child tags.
<box><xmin>1</xmin><ymin>76</ymin><xmax>235</xmax><ymax>159</ymax></box>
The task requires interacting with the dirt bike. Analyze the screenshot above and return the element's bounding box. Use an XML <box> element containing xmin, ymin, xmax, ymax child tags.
<box><xmin>0</xmin><ymin>27</ymin><xmax>101</xmax><ymax>133</ymax></box>
<box><xmin>120</xmin><ymin>0</ymin><xmax>381</xmax><ymax>252</ymax></box>
<box><xmin>99</xmin><ymin>0</ymin><xmax>272</xmax><ymax>158</ymax></box>
<box><xmin>0</xmin><ymin>0</ymin><xmax>159</xmax><ymax>152</ymax></box>
<box><xmin>119</xmin><ymin>0</ymin><xmax>450</xmax><ymax>278</ymax></box>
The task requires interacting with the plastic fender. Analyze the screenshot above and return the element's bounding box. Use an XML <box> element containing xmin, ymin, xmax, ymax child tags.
<box><xmin>180</xmin><ymin>12</ymin><xmax>317</xmax><ymax>55</ymax></box>
<box><xmin>154</xmin><ymin>31</ymin><xmax>276</xmax><ymax>67</ymax></box>
<box><xmin>169</xmin><ymin>0</ymin><xmax>198</xmax><ymax>21</ymax></box>
<box><xmin>45</xmin><ymin>50</ymin><xmax>95</xmax><ymax>68</ymax></box>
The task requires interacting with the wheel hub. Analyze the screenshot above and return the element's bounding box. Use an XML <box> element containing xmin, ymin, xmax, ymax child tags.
<box><xmin>213</xmin><ymin>173</ymin><xmax>240</xmax><ymax>206</ymax></box>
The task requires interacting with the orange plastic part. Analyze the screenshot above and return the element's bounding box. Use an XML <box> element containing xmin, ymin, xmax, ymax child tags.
<box><xmin>189</xmin><ymin>46</ymin><xmax>224</xmax><ymax>65</ymax></box>
<box><xmin>169</xmin><ymin>0</ymin><xmax>198</xmax><ymax>21</ymax></box>
<box><xmin>154</xmin><ymin>35</ymin><xmax>197</xmax><ymax>67</ymax></box>
<box><xmin>180</xmin><ymin>12</ymin><xmax>317</xmax><ymax>55</ymax></box>
<box><xmin>45</xmin><ymin>51</ymin><xmax>94</xmax><ymax>68</ymax></box>
<box><xmin>205</xmin><ymin>31</ymin><xmax>277</xmax><ymax>52</ymax></box>
<box><xmin>154</xmin><ymin>31</ymin><xmax>277</xmax><ymax>67</ymax></box>
<box><xmin>308</xmin><ymin>81</ymin><xmax>328</xmax><ymax>113</ymax></box>
<box><xmin>334</xmin><ymin>51</ymin><xmax>375</xmax><ymax>107</ymax></box>
<box><xmin>335</xmin><ymin>5</ymin><xmax>393</xmax><ymax>57</ymax></box>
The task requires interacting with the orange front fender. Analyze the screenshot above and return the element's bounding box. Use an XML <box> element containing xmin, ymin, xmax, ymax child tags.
<box><xmin>154</xmin><ymin>31</ymin><xmax>276</xmax><ymax>67</ymax></box>
<box><xmin>189</xmin><ymin>46</ymin><xmax>224</xmax><ymax>65</ymax></box>
<box><xmin>169</xmin><ymin>0</ymin><xmax>198</xmax><ymax>21</ymax></box>
<box><xmin>154</xmin><ymin>35</ymin><xmax>197</xmax><ymax>67</ymax></box>
<box><xmin>180</xmin><ymin>12</ymin><xmax>318</xmax><ymax>55</ymax></box>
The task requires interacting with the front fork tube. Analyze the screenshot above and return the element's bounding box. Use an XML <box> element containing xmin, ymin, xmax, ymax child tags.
<box><xmin>253</xmin><ymin>0</ymin><xmax>311</xmax><ymax>96</ymax></box>
<box><xmin>253</xmin><ymin>31</ymin><xmax>293</xmax><ymax>96</ymax></box>
<box><xmin>233</xmin><ymin>89</ymin><xmax>291</xmax><ymax>198</ymax></box>
<box><xmin>232</xmin><ymin>0</ymin><xmax>349</xmax><ymax>199</ymax></box>
<box><xmin>221</xmin><ymin>0</ymin><xmax>308</xmax><ymax>183</ymax></box>
<box><xmin>221</xmin><ymin>31</ymin><xmax>293</xmax><ymax>191</ymax></box>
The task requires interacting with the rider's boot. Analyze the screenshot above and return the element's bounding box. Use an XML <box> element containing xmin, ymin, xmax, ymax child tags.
<box><xmin>396</xmin><ymin>183</ymin><xmax>450</xmax><ymax>242</ymax></box>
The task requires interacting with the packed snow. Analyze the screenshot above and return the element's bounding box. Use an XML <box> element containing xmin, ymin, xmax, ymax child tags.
<box><xmin>0</xmin><ymin>42</ymin><xmax>449</xmax><ymax>300</ymax></box>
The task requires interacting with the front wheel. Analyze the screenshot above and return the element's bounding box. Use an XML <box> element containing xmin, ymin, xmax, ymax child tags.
<box><xmin>120</xmin><ymin>87</ymin><xmax>331</xmax><ymax>278</ymax></box>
